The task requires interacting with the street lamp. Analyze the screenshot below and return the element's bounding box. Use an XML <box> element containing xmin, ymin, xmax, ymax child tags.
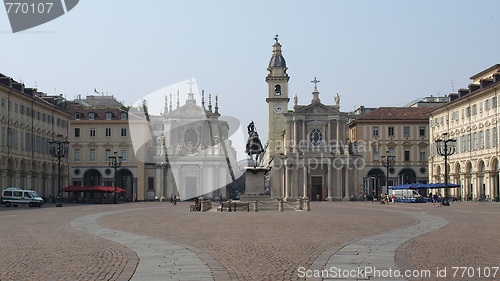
<box><xmin>435</xmin><ymin>132</ymin><xmax>456</xmax><ymax>206</ymax></box>
<box><xmin>381</xmin><ymin>150</ymin><xmax>395</xmax><ymax>196</ymax></box>
<box><xmin>49</xmin><ymin>135</ymin><xmax>69</xmax><ymax>207</ymax></box>
<box><xmin>108</xmin><ymin>151</ymin><xmax>123</xmax><ymax>204</ymax></box>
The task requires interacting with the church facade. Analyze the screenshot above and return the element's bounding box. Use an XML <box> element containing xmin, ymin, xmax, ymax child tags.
<box><xmin>262</xmin><ymin>38</ymin><xmax>364</xmax><ymax>201</ymax></box>
<box><xmin>150</xmin><ymin>88</ymin><xmax>240</xmax><ymax>201</ymax></box>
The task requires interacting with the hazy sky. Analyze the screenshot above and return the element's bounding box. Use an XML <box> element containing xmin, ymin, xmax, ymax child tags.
<box><xmin>2</xmin><ymin>0</ymin><xmax>500</xmax><ymax>143</ymax></box>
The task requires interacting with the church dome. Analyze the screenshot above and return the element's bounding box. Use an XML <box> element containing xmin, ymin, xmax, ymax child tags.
<box><xmin>268</xmin><ymin>42</ymin><xmax>287</xmax><ymax>68</ymax></box>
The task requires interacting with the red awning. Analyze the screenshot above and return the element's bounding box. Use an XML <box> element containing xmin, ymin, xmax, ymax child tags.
<box><xmin>62</xmin><ymin>186</ymin><xmax>126</xmax><ymax>193</ymax></box>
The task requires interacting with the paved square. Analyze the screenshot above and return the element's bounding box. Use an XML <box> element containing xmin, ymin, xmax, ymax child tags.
<box><xmin>0</xmin><ymin>201</ymin><xmax>499</xmax><ymax>280</ymax></box>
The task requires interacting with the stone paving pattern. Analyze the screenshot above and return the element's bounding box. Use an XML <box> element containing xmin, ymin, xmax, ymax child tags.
<box><xmin>1</xmin><ymin>201</ymin><xmax>499</xmax><ymax>280</ymax></box>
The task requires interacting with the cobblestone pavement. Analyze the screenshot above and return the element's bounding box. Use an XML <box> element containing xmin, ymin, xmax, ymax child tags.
<box><xmin>1</xmin><ymin>201</ymin><xmax>499</xmax><ymax>281</ymax></box>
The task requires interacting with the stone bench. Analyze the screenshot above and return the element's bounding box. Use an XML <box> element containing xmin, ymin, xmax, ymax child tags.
<box><xmin>220</xmin><ymin>202</ymin><xmax>249</xmax><ymax>212</ymax></box>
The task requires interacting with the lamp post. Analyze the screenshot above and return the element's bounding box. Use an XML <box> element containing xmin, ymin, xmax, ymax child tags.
<box><xmin>381</xmin><ymin>150</ymin><xmax>395</xmax><ymax>196</ymax></box>
<box><xmin>49</xmin><ymin>135</ymin><xmax>69</xmax><ymax>207</ymax></box>
<box><xmin>108</xmin><ymin>151</ymin><xmax>123</xmax><ymax>204</ymax></box>
<box><xmin>435</xmin><ymin>132</ymin><xmax>456</xmax><ymax>206</ymax></box>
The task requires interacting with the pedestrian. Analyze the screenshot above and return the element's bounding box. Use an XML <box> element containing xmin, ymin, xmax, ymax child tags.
<box><xmin>170</xmin><ymin>194</ymin><xmax>173</xmax><ymax>204</ymax></box>
<box><xmin>391</xmin><ymin>193</ymin><xmax>396</xmax><ymax>203</ymax></box>
<box><xmin>133</xmin><ymin>193</ymin><xmax>137</xmax><ymax>203</ymax></box>
<box><xmin>433</xmin><ymin>193</ymin><xmax>438</xmax><ymax>206</ymax></box>
<box><xmin>350</xmin><ymin>194</ymin><xmax>355</xmax><ymax>202</ymax></box>
<box><xmin>173</xmin><ymin>194</ymin><xmax>177</xmax><ymax>206</ymax></box>
<box><xmin>219</xmin><ymin>194</ymin><xmax>223</xmax><ymax>204</ymax></box>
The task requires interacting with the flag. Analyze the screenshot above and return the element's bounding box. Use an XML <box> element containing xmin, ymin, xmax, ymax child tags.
<box><xmin>94</xmin><ymin>88</ymin><xmax>98</xmax><ymax>93</ymax></box>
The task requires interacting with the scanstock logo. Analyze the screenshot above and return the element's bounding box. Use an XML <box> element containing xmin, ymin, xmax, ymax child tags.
<box><xmin>3</xmin><ymin>0</ymin><xmax>79</xmax><ymax>33</ymax></box>
<box><xmin>128</xmin><ymin>79</ymin><xmax>246</xmax><ymax>200</ymax></box>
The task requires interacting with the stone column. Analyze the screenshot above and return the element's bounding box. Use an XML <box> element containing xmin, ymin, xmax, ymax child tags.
<box><xmin>336</xmin><ymin>120</ymin><xmax>340</xmax><ymax>154</ymax></box>
<box><xmin>327</xmin><ymin>163</ymin><xmax>332</xmax><ymax>200</ymax></box>
<box><xmin>293</xmin><ymin>119</ymin><xmax>297</xmax><ymax>153</ymax></box>
<box><xmin>345</xmin><ymin>165</ymin><xmax>350</xmax><ymax>199</ymax></box>
<box><xmin>303</xmin><ymin>165</ymin><xmax>308</xmax><ymax>198</ymax></box>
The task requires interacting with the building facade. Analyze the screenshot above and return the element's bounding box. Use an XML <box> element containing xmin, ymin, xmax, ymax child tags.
<box><xmin>429</xmin><ymin>64</ymin><xmax>500</xmax><ymax>201</ymax></box>
<box><xmin>348</xmin><ymin>107</ymin><xmax>436</xmax><ymax>198</ymax></box>
<box><xmin>149</xmin><ymin>88</ymin><xmax>239</xmax><ymax>201</ymax></box>
<box><xmin>0</xmin><ymin>74</ymin><xmax>70</xmax><ymax>197</ymax></box>
<box><xmin>66</xmin><ymin>95</ymin><xmax>139</xmax><ymax>200</ymax></box>
<box><xmin>263</xmin><ymin>39</ymin><xmax>363</xmax><ymax>201</ymax></box>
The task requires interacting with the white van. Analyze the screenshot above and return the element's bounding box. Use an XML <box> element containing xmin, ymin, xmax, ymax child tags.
<box><xmin>1</xmin><ymin>187</ymin><xmax>44</xmax><ymax>207</ymax></box>
<box><xmin>391</xmin><ymin>189</ymin><xmax>422</xmax><ymax>199</ymax></box>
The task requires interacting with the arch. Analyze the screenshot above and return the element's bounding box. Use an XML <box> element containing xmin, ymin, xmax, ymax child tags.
<box><xmin>366</xmin><ymin>168</ymin><xmax>384</xmax><ymax>197</ymax></box>
<box><xmin>83</xmin><ymin>169</ymin><xmax>102</xmax><ymax>186</ymax></box>
<box><xmin>398</xmin><ymin>168</ymin><xmax>417</xmax><ymax>184</ymax></box>
<box><xmin>116</xmin><ymin>168</ymin><xmax>134</xmax><ymax>198</ymax></box>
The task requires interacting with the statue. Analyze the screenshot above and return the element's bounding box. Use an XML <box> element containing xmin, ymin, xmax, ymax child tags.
<box><xmin>175</xmin><ymin>143</ymin><xmax>182</xmax><ymax>156</ymax></box>
<box><xmin>245</xmin><ymin>121</ymin><xmax>264</xmax><ymax>166</ymax></box>
<box><xmin>335</xmin><ymin>93</ymin><xmax>340</xmax><ymax>106</ymax></box>
<box><xmin>293</xmin><ymin>94</ymin><xmax>298</xmax><ymax>106</ymax></box>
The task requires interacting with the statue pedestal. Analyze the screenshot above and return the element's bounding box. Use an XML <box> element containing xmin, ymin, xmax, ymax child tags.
<box><xmin>240</xmin><ymin>166</ymin><xmax>269</xmax><ymax>202</ymax></box>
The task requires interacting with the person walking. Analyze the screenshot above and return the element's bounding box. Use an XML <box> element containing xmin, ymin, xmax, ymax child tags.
<box><xmin>433</xmin><ymin>193</ymin><xmax>438</xmax><ymax>207</ymax></box>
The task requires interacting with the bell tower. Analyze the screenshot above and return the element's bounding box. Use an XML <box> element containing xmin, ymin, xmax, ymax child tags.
<box><xmin>266</xmin><ymin>34</ymin><xmax>290</xmax><ymax>157</ymax></box>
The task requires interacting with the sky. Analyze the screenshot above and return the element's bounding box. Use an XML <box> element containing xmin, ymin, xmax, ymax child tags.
<box><xmin>1</xmin><ymin>0</ymin><xmax>500</xmax><ymax>144</ymax></box>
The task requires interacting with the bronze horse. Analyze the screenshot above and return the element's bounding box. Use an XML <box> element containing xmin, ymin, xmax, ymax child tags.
<box><xmin>245</xmin><ymin>121</ymin><xmax>264</xmax><ymax>166</ymax></box>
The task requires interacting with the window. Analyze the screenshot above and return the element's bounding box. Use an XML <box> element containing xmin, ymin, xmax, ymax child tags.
<box><xmin>479</xmin><ymin>131</ymin><xmax>484</xmax><ymax>149</ymax></box>
<box><xmin>466</xmin><ymin>107</ymin><xmax>471</xmax><ymax>117</ymax></box>
<box><xmin>419</xmin><ymin>149</ymin><xmax>426</xmax><ymax>161</ymax></box>
<box><xmin>105</xmin><ymin>149</ymin><xmax>111</xmax><ymax>160</ymax></box>
<box><xmin>121</xmin><ymin>128</ymin><xmax>127</xmax><ymax>137</ymax></box>
<box><xmin>309</xmin><ymin>129</ymin><xmax>323</xmax><ymax>146</ymax></box>
<box><xmin>105</xmin><ymin>128</ymin><xmax>112</xmax><ymax>137</ymax></box>
<box><xmin>372</xmin><ymin>127</ymin><xmax>379</xmax><ymax>137</ymax></box>
<box><xmin>493</xmin><ymin>127</ymin><xmax>498</xmax><ymax>147</ymax></box>
<box><xmin>74</xmin><ymin>149</ymin><xmax>80</xmax><ymax>162</ymax></box>
<box><xmin>372</xmin><ymin>146</ymin><xmax>379</xmax><ymax>161</ymax></box>
<box><xmin>486</xmin><ymin>99</ymin><xmax>491</xmax><ymax>111</ymax></box>
<box><xmin>121</xmin><ymin>149</ymin><xmax>127</xmax><ymax>161</ymax></box>
<box><xmin>148</xmin><ymin>177</ymin><xmax>154</xmax><ymax>190</ymax></box>
<box><xmin>120</xmin><ymin>112</ymin><xmax>128</xmax><ymax>120</ymax></box>
<box><xmin>388</xmin><ymin>127</ymin><xmax>394</xmax><ymax>137</ymax></box>
<box><xmin>74</xmin><ymin>128</ymin><xmax>80</xmax><ymax>138</ymax></box>
<box><xmin>90</xmin><ymin>128</ymin><xmax>96</xmax><ymax>137</ymax></box>
<box><xmin>472</xmin><ymin>132</ymin><xmax>477</xmax><ymax>150</ymax></box>
<box><xmin>90</xmin><ymin>149</ymin><xmax>96</xmax><ymax>162</ymax></box>
<box><xmin>403</xmin><ymin>127</ymin><xmax>410</xmax><ymax>137</ymax></box>
<box><xmin>404</xmin><ymin>150</ymin><xmax>410</xmax><ymax>161</ymax></box>
<box><xmin>105</xmin><ymin>112</ymin><xmax>113</xmax><ymax>120</ymax></box>
<box><xmin>75</xmin><ymin>113</ymin><xmax>81</xmax><ymax>120</ymax></box>
<box><xmin>419</xmin><ymin>127</ymin><xmax>425</xmax><ymax>137</ymax></box>
<box><xmin>472</xmin><ymin>104</ymin><xmax>477</xmax><ymax>115</ymax></box>
<box><xmin>493</xmin><ymin>96</ymin><xmax>498</xmax><ymax>107</ymax></box>
<box><xmin>486</xmin><ymin>129</ymin><xmax>490</xmax><ymax>147</ymax></box>
<box><xmin>89</xmin><ymin>112</ymin><xmax>95</xmax><ymax>120</ymax></box>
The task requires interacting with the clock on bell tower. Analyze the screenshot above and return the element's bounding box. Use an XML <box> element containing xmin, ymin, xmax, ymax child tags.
<box><xmin>266</xmin><ymin>34</ymin><xmax>290</xmax><ymax>157</ymax></box>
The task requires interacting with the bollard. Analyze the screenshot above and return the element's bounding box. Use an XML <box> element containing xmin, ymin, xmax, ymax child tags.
<box><xmin>200</xmin><ymin>200</ymin><xmax>206</xmax><ymax>212</ymax></box>
<box><xmin>253</xmin><ymin>200</ymin><xmax>258</xmax><ymax>212</ymax></box>
<box><xmin>278</xmin><ymin>199</ymin><xmax>283</xmax><ymax>212</ymax></box>
<box><xmin>304</xmin><ymin>199</ymin><xmax>310</xmax><ymax>211</ymax></box>
<box><xmin>296</xmin><ymin>198</ymin><xmax>303</xmax><ymax>210</ymax></box>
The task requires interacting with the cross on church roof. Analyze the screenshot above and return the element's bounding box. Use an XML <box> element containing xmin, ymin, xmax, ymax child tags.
<box><xmin>274</xmin><ymin>34</ymin><xmax>279</xmax><ymax>43</ymax></box>
<box><xmin>311</xmin><ymin>77</ymin><xmax>320</xmax><ymax>89</ymax></box>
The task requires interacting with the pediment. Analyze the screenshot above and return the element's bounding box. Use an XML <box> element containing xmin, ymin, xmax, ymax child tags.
<box><xmin>168</xmin><ymin>103</ymin><xmax>207</xmax><ymax>118</ymax></box>
<box><xmin>295</xmin><ymin>102</ymin><xmax>338</xmax><ymax>114</ymax></box>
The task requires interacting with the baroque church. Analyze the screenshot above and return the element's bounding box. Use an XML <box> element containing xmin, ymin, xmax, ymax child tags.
<box><xmin>148</xmin><ymin>87</ymin><xmax>240</xmax><ymax>200</ymax></box>
<box><xmin>262</xmin><ymin>37</ymin><xmax>364</xmax><ymax>201</ymax></box>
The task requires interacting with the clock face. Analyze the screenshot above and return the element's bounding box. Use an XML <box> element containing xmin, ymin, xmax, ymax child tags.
<box><xmin>274</xmin><ymin>104</ymin><xmax>284</xmax><ymax>114</ymax></box>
